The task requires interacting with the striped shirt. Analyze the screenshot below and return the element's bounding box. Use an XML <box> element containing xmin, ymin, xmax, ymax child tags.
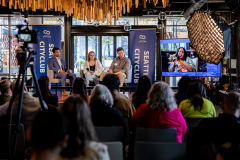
<box><xmin>110</xmin><ymin>56</ymin><xmax>131</xmax><ymax>73</ymax></box>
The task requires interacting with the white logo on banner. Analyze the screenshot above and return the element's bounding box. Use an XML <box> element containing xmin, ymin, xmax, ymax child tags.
<box><xmin>43</xmin><ymin>30</ymin><xmax>51</xmax><ymax>38</ymax></box>
<box><xmin>139</xmin><ymin>35</ymin><xmax>146</xmax><ymax>43</ymax></box>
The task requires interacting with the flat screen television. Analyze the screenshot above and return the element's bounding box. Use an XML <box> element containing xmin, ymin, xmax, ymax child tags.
<box><xmin>160</xmin><ymin>38</ymin><xmax>221</xmax><ymax>77</ymax></box>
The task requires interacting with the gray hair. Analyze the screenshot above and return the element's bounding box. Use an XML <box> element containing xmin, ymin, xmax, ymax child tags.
<box><xmin>147</xmin><ymin>82</ymin><xmax>177</xmax><ymax>111</ymax></box>
<box><xmin>223</xmin><ymin>92</ymin><xmax>240</xmax><ymax>113</ymax></box>
<box><xmin>89</xmin><ymin>84</ymin><xmax>114</xmax><ymax>107</ymax></box>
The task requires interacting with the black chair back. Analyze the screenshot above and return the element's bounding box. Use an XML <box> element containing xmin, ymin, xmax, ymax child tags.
<box><xmin>103</xmin><ymin>142</ymin><xmax>123</xmax><ymax>160</ymax></box>
<box><xmin>0</xmin><ymin>124</ymin><xmax>25</xmax><ymax>159</ymax></box>
<box><xmin>135</xmin><ymin>128</ymin><xmax>177</xmax><ymax>142</ymax></box>
<box><xmin>184</xmin><ymin>118</ymin><xmax>206</xmax><ymax>127</ymax></box>
<box><xmin>94</xmin><ymin>126</ymin><xmax>124</xmax><ymax>142</ymax></box>
<box><xmin>134</xmin><ymin>142</ymin><xmax>186</xmax><ymax>160</ymax></box>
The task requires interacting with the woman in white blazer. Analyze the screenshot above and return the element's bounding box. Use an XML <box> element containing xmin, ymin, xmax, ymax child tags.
<box><xmin>83</xmin><ymin>51</ymin><xmax>103</xmax><ymax>86</ymax></box>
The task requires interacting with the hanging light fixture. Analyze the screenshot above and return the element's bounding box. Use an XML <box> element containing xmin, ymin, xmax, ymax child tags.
<box><xmin>157</xmin><ymin>19</ymin><xmax>164</xmax><ymax>29</ymax></box>
<box><xmin>124</xmin><ymin>21</ymin><xmax>131</xmax><ymax>31</ymax></box>
<box><xmin>158</xmin><ymin>12</ymin><xmax>167</xmax><ymax>21</ymax></box>
<box><xmin>187</xmin><ymin>10</ymin><xmax>231</xmax><ymax>64</ymax></box>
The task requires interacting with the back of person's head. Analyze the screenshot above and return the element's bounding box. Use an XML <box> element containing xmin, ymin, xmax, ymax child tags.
<box><xmin>30</xmin><ymin>109</ymin><xmax>68</xmax><ymax>150</ymax></box>
<box><xmin>33</xmin><ymin>76</ymin><xmax>52</xmax><ymax>98</ymax></box>
<box><xmin>135</xmin><ymin>75</ymin><xmax>152</xmax><ymax>94</ymax></box>
<box><xmin>72</xmin><ymin>78</ymin><xmax>88</xmax><ymax>102</ymax></box>
<box><xmin>102</xmin><ymin>74</ymin><xmax>120</xmax><ymax>93</ymax></box>
<box><xmin>132</xmin><ymin>76</ymin><xmax>152</xmax><ymax>107</ymax></box>
<box><xmin>60</xmin><ymin>96</ymin><xmax>96</xmax><ymax>157</ymax></box>
<box><xmin>178</xmin><ymin>76</ymin><xmax>191</xmax><ymax>92</ymax></box>
<box><xmin>187</xmin><ymin>80</ymin><xmax>207</xmax><ymax>111</ymax></box>
<box><xmin>0</xmin><ymin>79</ymin><xmax>11</xmax><ymax>94</ymax></box>
<box><xmin>222</xmin><ymin>92</ymin><xmax>240</xmax><ymax>115</ymax></box>
<box><xmin>147</xmin><ymin>82</ymin><xmax>176</xmax><ymax>112</ymax></box>
<box><xmin>89</xmin><ymin>84</ymin><xmax>113</xmax><ymax>108</ymax></box>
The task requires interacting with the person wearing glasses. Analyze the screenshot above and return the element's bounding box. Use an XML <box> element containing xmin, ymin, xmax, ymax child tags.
<box><xmin>100</xmin><ymin>47</ymin><xmax>131</xmax><ymax>87</ymax></box>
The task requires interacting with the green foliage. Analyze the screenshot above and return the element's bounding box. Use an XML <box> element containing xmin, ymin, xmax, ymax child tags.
<box><xmin>223</xmin><ymin>56</ymin><xmax>230</xmax><ymax>65</ymax></box>
<box><xmin>173</xmin><ymin>45</ymin><xmax>178</xmax><ymax>51</ymax></box>
<box><xmin>160</xmin><ymin>47</ymin><xmax>167</xmax><ymax>51</ymax></box>
<box><xmin>79</xmin><ymin>60</ymin><xmax>85</xmax><ymax>70</ymax></box>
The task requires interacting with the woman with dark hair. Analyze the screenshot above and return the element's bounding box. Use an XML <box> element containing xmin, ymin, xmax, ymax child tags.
<box><xmin>33</xmin><ymin>76</ymin><xmax>59</xmax><ymax>108</ymax></box>
<box><xmin>71</xmin><ymin>77</ymin><xmax>89</xmax><ymax>103</ymax></box>
<box><xmin>59</xmin><ymin>96</ymin><xmax>109</xmax><ymax>160</ymax></box>
<box><xmin>169</xmin><ymin>47</ymin><xmax>196</xmax><ymax>72</ymax></box>
<box><xmin>175</xmin><ymin>76</ymin><xmax>192</xmax><ymax>106</ymax></box>
<box><xmin>132</xmin><ymin>76</ymin><xmax>152</xmax><ymax>110</ymax></box>
<box><xmin>179</xmin><ymin>80</ymin><xmax>216</xmax><ymax>117</ymax></box>
<box><xmin>83</xmin><ymin>51</ymin><xmax>103</xmax><ymax>86</ymax></box>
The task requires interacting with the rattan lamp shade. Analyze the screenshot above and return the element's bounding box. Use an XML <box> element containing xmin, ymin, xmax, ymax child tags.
<box><xmin>187</xmin><ymin>10</ymin><xmax>231</xmax><ymax>65</ymax></box>
<box><xmin>1</xmin><ymin>0</ymin><xmax>169</xmax><ymax>24</ymax></box>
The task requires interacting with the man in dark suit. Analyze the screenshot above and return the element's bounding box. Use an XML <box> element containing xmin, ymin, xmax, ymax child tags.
<box><xmin>48</xmin><ymin>47</ymin><xmax>76</xmax><ymax>88</ymax></box>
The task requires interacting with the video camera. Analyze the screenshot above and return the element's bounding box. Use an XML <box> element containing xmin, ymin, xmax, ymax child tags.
<box><xmin>16</xmin><ymin>20</ymin><xmax>39</xmax><ymax>66</ymax></box>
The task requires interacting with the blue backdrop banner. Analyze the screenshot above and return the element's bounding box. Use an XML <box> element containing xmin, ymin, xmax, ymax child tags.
<box><xmin>129</xmin><ymin>29</ymin><xmax>156</xmax><ymax>87</ymax></box>
<box><xmin>32</xmin><ymin>25</ymin><xmax>61</xmax><ymax>78</ymax></box>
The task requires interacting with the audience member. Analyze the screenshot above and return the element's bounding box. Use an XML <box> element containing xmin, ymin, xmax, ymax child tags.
<box><xmin>33</xmin><ymin>76</ymin><xmax>59</xmax><ymax>108</ymax></box>
<box><xmin>102</xmin><ymin>74</ymin><xmax>135</xmax><ymax>118</ymax></box>
<box><xmin>175</xmin><ymin>76</ymin><xmax>191</xmax><ymax>106</ymax></box>
<box><xmin>0</xmin><ymin>79</ymin><xmax>12</xmax><ymax>105</ymax></box>
<box><xmin>189</xmin><ymin>92</ymin><xmax>240</xmax><ymax>160</ymax></box>
<box><xmin>27</xmin><ymin>110</ymin><xmax>68</xmax><ymax>160</ymax></box>
<box><xmin>132</xmin><ymin>76</ymin><xmax>152</xmax><ymax>110</ymax></box>
<box><xmin>59</xmin><ymin>96</ymin><xmax>109</xmax><ymax>160</ymax></box>
<box><xmin>179</xmin><ymin>80</ymin><xmax>216</xmax><ymax>117</ymax></box>
<box><xmin>0</xmin><ymin>79</ymin><xmax>48</xmax><ymax>128</ymax></box>
<box><xmin>130</xmin><ymin>82</ymin><xmax>187</xmax><ymax>143</ymax></box>
<box><xmin>71</xmin><ymin>77</ymin><xmax>89</xmax><ymax>103</ymax></box>
<box><xmin>89</xmin><ymin>84</ymin><xmax>126</xmax><ymax>127</ymax></box>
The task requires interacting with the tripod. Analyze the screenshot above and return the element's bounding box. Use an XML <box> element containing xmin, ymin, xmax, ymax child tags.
<box><xmin>7</xmin><ymin>48</ymin><xmax>46</xmax><ymax>160</ymax></box>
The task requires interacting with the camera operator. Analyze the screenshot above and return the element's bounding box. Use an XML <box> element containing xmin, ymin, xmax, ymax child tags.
<box><xmin>0</xmin><ymin>79</ymin><xmax>48</xmax><ymax>129</ymax></box>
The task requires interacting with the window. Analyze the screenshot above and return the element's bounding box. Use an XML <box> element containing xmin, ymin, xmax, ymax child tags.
<box><xmin>166</xmin><ymin>16</ymin><xmax>188</xmax><ymax>39</ymax></box>
<box><xmin>72</xmin><ymin>17</ymin><xmax>115</xmax><ymax>26</ymax></box>
<box><xmin>137</xmin><ymin>17</ymin><xmax>158</xmax><ymax>25</ymax></box>
<box><xmin>116</xmin><ymin>36</ymin><xmax>128</xmax><ymax>57</ymax></box>
<box><xmin>102</xmin><ymin>36</ymin><xmax>114</xmax><ymax>71</ymax></box>
<box><xmin>73</xmin><ymin>36</ymin><xmax>86</xmax><ymax>77</ymax></box>
<box><xmin>88</xmin><ymin>36</ymin><xmax>100</xmax><ymax>60</ymax></box>
<box><xmin>72</xmin><ymin>16</ymin><xmax>160</xmax><ymax>26</ymax></box>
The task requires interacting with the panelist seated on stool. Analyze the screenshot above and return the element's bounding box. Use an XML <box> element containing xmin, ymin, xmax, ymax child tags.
<box><xmin>48</xmin><ymin>47</ymin><xmax>76</xmax><ymax>90</ymax></box>
<box><xmin>100</xmin><ymin>47</ymin><xmax>131</xmax><ymax>87</ymax></box>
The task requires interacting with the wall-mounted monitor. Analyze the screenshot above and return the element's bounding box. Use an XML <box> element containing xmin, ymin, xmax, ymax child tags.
<box><xmin>160</xmin><ymin>38</ymin><xmax>221</xmax><ymax>77</ymax></box>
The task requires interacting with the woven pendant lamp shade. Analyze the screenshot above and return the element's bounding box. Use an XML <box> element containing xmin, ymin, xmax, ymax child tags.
<box><xmin>187</xmin><ymin>10</ymin><xmax>231</xmax><ymax>65</ymax></box>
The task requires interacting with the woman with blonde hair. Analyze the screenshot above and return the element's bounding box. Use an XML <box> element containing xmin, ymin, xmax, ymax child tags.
<box><xmin>130</xmin><ymin>82</ymin><xmax>187</xmax><ymax>143</ymax></box>
<box><xmin>83</xmin><ymin>51</ymin><xmax>103</xmax><ymax>86</ymax></box>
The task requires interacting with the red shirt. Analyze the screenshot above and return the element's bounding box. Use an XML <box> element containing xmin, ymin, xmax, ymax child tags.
<box><xmin>130</xmin><ymin>103</ymin><xmax>187</xmax><ymax>143</ymax></box>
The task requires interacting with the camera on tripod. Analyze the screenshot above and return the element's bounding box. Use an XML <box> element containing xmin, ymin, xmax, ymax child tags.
<box><xmin>16</xmin><ymin>20</ymin><xmax>39</xmax><ymax>66</ymax></box>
